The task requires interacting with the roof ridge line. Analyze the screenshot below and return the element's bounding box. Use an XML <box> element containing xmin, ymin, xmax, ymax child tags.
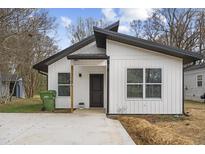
<box><xmin>94</xmin><ymin>26</ymin><xmax>202</xmax><ymax>59</ymax></box>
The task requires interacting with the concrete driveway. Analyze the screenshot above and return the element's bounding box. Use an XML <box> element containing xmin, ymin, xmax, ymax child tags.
<box><xmin>0</xmin><ymin>111</ymin><xmax>134</xmax><ymax>145</ymax></box>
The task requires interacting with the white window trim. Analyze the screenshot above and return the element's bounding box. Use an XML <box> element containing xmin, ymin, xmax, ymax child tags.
<box><xmin>58</xmin><ymin>72</ymin><xmax>71</xmax><ymax>97</ymax></box>
<box><xmin>126</xmin><ymin>67</ymin><xmax>163</xmax><ymax>101</ymax></box>
<box><xmin>196</xmin><ymin>75</ymin><xmax>203</xmax><ymax>88</ymax></box>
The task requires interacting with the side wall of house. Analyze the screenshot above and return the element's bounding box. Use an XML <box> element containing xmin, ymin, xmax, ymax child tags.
<box><xmin>48</xmin><ymin>57</ymin><xmax>71</xmax><ymax>108</ymax></box>
<box><xmin>0</xmin><ymin>81</ymin><xmax>9</xmax><ymax>97</ymax></box>
<box><xmin>17</xmin><ymin>79</ymin><xmax>25</xmax><ymax>98</ymax></box>
<box><xmin>184</xmin><ymin>68</ymin><xmax>205</xmax><ymax>102</ymax></box>
<box><xmin>107</xmin><ymin>39</ymin><xmax>183</xmax><ymax>114</ymax></box>
<box><xmin>0</xmin><ymin>74</ymin><xmax>6</xmax><ymax>97</ymax></box>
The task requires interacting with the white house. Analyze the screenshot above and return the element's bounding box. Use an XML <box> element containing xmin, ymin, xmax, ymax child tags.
<box><xmin>184</xmin><ymin>63</ymin><xmax>205</xmax><ymax>102</ymax></box>
<box><xmin>33</xmin><ymin>21</ymin><xmax>202</xmax><ymax>114</ymax></box>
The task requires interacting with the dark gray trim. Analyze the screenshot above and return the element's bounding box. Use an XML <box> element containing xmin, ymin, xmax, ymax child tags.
<box><xmin>67</xmin><ymin>54</ymin><xmax>108</xmax><ymax>60</ymax></box>
<box><xmin>38</xmin><ymin>71</ymin><xmax>48</xmax><ymax>76</ymax></box>
<box><xmin>184</xmin><ymin>63</ymin><xmax>205</xmax><ymax>72</ymax></box>
<box><xmin>107</xmin><ymin>57</ymin><xmax>110</xmax><ymax>114</ymax></box>
<box><xmin>104</xmin><ymin>20</ymin><xmax>119</xmax><ymax>32</ymax></box>
<box><xmin>107</xmin><ymin>114</ymin><xmax>183</xmax><ymax>116</ymax></box>
<box><xmin>0</xmin><ymin>73</ymin><xmax>20</xmax><ymax>81</ymax></box>
<box><xmin>33</xmin><ymin>21</ymin><xmax>120</xmax><ymax>73</ymax></box>
<box><xmin>94</xmin><ymin>27</ymin><xmax>202</xmax><ymax>64</ymax></box>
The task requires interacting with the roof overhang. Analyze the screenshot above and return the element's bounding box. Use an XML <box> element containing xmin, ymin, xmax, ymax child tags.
<box><xmin>94</xmin><ymin>27</ymin><xmax>203</xmax><ymax>64</ymax></box>
<box><xmin>184</xmin><ymin>63</ymin><xmax>205</xmax><ymax>72</ymax></box>
<box><xmin>67</xmin><ymin>54</ymin><xmax>109</xmax><ymax>60</ymax></box>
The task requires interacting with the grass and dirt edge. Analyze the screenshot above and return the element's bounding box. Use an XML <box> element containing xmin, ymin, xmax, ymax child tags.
<box><xmin>116</xmin><ymin>115</ymin><xmax>193</xmax><ymax>145</ymax></box>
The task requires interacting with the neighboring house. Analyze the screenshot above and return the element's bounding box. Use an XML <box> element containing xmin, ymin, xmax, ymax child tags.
<box><xmin>0</xmin><ymin>73</ymin><xmax>25</xmax><ymax>98</ymax></box>
<box><xmin>184</xmin><ymin>63</ymin><xmax>205</xmax><ymax>102</ymax></box>
<box><xmin>33</xmin><ymin>21</ymin><xmax>202</xmax><ymax>114</ymax></box>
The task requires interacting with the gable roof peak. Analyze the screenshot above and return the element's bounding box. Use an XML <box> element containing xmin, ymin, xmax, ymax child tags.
<box><xmin>33</xmin><ymin>21</ymin><xmax>120</xmax><ymax>73</ymax></box>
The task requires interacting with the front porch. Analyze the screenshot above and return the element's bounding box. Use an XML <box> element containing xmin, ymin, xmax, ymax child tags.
<box><xmin>70</xmin><ymin>59</ymin><xmax>108</xmax><ymax>113</ymax></box>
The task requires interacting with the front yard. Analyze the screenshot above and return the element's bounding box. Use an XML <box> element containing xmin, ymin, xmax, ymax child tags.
<box><xmin>0</xmin><ymin>97</ymin><xmax>43</xmax><ymax>113</ymax></box>
<box><xmin>117</xmin><ymin>100</ymin><xmax>205</xmax><ymax>144</ymax></box>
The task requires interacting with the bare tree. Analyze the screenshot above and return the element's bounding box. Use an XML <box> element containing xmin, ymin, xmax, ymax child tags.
<box><xmin>0</xmin><ymin>9</ymin><xmax>58</xmax><ymax>99</ymax></box>
<box><xmin>130</xmin><ymin>8</ymin><xmax>205</xmax><ymax>55</ymax></box>
<box><xmin>66</xmin><ymin>17</ymin><xmax>106</xmax><ymax>44</ymax></box>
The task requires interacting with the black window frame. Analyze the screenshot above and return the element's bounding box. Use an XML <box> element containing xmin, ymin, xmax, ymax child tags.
<box><xmin>126</xmin><ymin>68</ymin><xmax>162</xmax><ymax>99</ymax></box>
<box><xmin>145</xmin><ymin>68</ymin><xmax>162</xmax><ymax>98</ymax></box>
<box><xmin>58</xmin><ymin>73</ymin><xmax>70</xmax><ymax>96</ymax></box>
<box><xmin>127</xmin><ymin>68</ymin><xmax>143</xmax><ymax>98</ymax></box>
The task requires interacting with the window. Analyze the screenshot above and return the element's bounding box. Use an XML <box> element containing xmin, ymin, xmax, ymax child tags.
<box><xmin>127</xmin><ymin>68</ymin><xmax>162</xmax><ymax>99</ymax></box>
<box><xmin>127</xmin><ymin>69</ymin><xmax>143</xmax><ymax>98</ymax></box>
<box><xmin>197</xmin><ymin>75</ymin><xmax>202</xmax><ymax>87</ymax></box>
<box><xmin>145</xmin><ymin>69</ymin><xmax>162</xmax><ymax>98</ymax></box>
<box><xmin>58</xmin><ymin>73</ymin><xmax>70</xmax><ymax>96</ymax></box>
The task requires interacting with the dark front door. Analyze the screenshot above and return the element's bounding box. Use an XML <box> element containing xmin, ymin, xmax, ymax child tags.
<box><xmin>90</xmin><ymin>74</ymin><xmax>104</xmax><ymax>107</ymax></box>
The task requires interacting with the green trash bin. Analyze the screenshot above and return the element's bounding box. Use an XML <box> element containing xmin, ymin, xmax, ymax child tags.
<box><xmin>40</xmin><ymin>90</ymin><xmax>56</xmax><ymax>111</ymax></box>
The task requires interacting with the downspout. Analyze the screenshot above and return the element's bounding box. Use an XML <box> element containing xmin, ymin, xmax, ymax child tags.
<box><xmin>182</xmin><ymin>65</ymin><xmax>185</xmax><ymax>115</ymax></box>
<box><xmin>182</xmin><ymin>60</ymin><xmax>187</xmax><ymax>116</ymax></box>
<box><xmin>38</xmin><ymin>71</ymin><xmax>48</xmax><ymax>76</ymax></box>
<box><xmin>106</xmin><ymin>57</ymin><xmax>110</xmax><ymax>115</ymax></box>
<box><xmin>70</xmin><ymin>65</ymin><xmax>74</xmax><ymax>113</ymax></box>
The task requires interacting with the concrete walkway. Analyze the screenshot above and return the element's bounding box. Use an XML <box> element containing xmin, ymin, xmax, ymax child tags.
<box><xmin>0</xmin><ymin>111</ymin><xmax>134</xmax><ymax>145</ymax></box>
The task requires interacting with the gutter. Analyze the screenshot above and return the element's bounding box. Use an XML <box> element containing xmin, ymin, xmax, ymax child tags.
<box><xmin>38</xmin><ymin>71</ymin><xmax>48</xmax><ymax>76</ymax></box>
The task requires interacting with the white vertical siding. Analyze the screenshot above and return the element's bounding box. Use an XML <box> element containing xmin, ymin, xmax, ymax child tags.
<box><xmin>71</xmin><ymin>42</ymin><xmax>105</xmax><ymax>55</ymax></box>
<box><xmin>107</xmin><ymin>39</ymin><xmax>183</xmax><ymax>114</ymax></box>
<box><xmin>48</xmin><ymin>57</ymin><xmax>71</xmax><ymax>108</ymax></box>
<box><xmin>0</xmin><ymin>81</ymin><xmax>8</xmax><ymax>97</ymax></box>
<box><xmin>184</xmin><ymin>68</ymin><xmax>205</xmax><ymax>102</ymax></box>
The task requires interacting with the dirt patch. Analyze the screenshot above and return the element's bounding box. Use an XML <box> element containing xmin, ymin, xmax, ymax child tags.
<box><xmin>115</xmin><ymin>101</ymin><xmax>205</xmax><ymax>145</ymax></box>
<box><xmin>155</xmin><ymin>108</ymin><xmax>205</xmax><ymax>144</ymax></box>
<box><xmin>118</xmin><ymin>116</ymin><xmax>193</xmax><ymax>145</ymax></box>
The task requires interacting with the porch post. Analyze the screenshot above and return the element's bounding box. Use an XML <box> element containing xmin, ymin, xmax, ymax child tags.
<box><xmin>70</xmin><ymin>65</ymin><xmax>74</xmax><ymax>113</ymax></box>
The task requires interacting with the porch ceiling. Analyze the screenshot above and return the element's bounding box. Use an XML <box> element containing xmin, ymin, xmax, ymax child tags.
<box><xmin>71</xmin><ymin>59</ymin><xmax>107</xmax><ymax>66</ymax></box>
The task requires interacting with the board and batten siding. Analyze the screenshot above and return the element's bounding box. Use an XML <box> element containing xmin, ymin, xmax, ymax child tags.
<box><xmin>106</xmin><ymin>39</ymin><xmax>183</xmax><ymax>114</ymax></box>
<box><xmin>48</xmin><ymin>57</ymin><xmax>71</xmax><ymax>108</ymax></box>
<box><xmin>184</xmin><ymin>68</ymin><xmax>205</xmax><ymax>102</ymax></box>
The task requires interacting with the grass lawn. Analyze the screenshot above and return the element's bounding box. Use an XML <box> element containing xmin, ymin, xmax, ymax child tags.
<box><xmin>117</xmin><ymin>100</ymin><xmax>205</xmax><ymax>145</ymax></box>
<box><xmin>0</xmin><ymin>98</ymin><xmax>43</xmax><ymax>113</ymax></box>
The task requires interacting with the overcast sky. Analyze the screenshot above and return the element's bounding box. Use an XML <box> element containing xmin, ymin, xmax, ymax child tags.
<box><xmin>47</xmin><ymin>8</ymin><xmax>153</xmax><ymax>50</ymax></box>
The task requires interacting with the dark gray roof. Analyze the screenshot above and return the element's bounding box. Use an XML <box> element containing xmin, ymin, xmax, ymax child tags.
<box><xmin>184</xmin><ymin>63</ymin><xmax>205</xmax><ymax>72</ymax></box>
<box><xmin>33</xmin><ymin>21</ymin><xmax>120</xmax><ymax>73</ymax></box>
<box><xmin>93</xmin><ymin>27</ymin><xmax>203</xmax><ymax>64</ymax></box>
<box><xmin>33</xmin><ymin>20</ymin><xmax>203</xmax><ymax>73</ymax></box>
<box><xmin>0</xmin><ymin>73</ymin><xmax>19</xmax><ymax>81</ymax></box>
<box><xmin>67</xmin><ymin>54</ymin><xmax>108</xmax><ymax>60</ymax></box>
